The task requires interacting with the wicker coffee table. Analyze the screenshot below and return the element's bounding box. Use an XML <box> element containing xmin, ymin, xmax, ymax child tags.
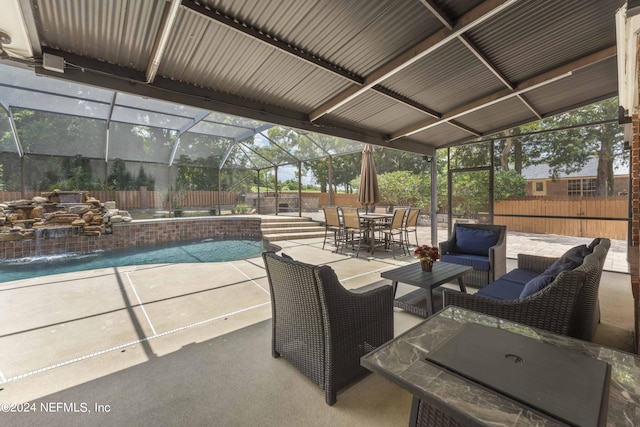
<box><xmin>381</xmin><ymin>261</ymin><xmax>471</xmax><ymax>317</ymax></box>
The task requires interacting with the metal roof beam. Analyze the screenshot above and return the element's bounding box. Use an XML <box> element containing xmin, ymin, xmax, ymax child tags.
<box><xmin>180</xmin><ymin>0</ymin><xmax>443</xmax><ymax>120</ymax></box>
<box><xmin>309</xmin><ymin>0</ymin><xmax>520</xmax><ymax>122</ymax></box>
<box><xmin>235</xmin><ymin>142</ymin><xmax>275</xmax><ymax>169</ymax></box>
<box><xmin>418</xmin><ymin>0</ymin><xmax>454</xmax><ymax>30</ymax></box>
<box><xmin>34</xmin><ymin>49</ymin><xmax>394</xmax><ymax>147</ymax></box>
<box><xmin>372</xmin><ymin>86</ymin><xmax>441</xmax><ymax>119</ymax></box>
<box><xmin>449</xmin><ymin>121</ymin><xmax>481</xmax><ymax>137</ymax></box>
<box><xmin>234</xmin><ymin>124</ymin><xmax>274</xmax><ymax>142</ymax></box>
<box><xmin>146</xmin><ymin>0</ymin><xmax>181</xmax><ymax>84</ymax></box>
<box><xmin>180</xmin><ymin>0</ymin><xmax>363</xmax><ymax>85</ymax></box>
<box><xmin>388</xmin><ymin>46</ymin><xmax>617</xmax><ymax>141</ymax></box>
<box><xmin>105</xmin><ymin>93</ymin><xmax>117</xmax><ymax>161</ymax></box>
<box><xmin>259</xmin><ymin>132</ymin><xmax>300</xmax><ymax>163</ymax></box>
<box><xmin>457</xmin><ymin>34</ymin><xmax>513</xmax><ymax>90</ymax></box>
<box><xmin>0</xmin><ymin>102</ymin><xmax>23</xmax><ymax>156</ymax></box>
<box><xmin>168</xmin><ymin>110</ymin><xmax>210</xmax><ymax>166</ymax></box>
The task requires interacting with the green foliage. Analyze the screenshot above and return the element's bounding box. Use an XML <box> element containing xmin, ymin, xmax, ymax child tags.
<box><xmin>375</xmin><ymin>171</ymin><xmax>430</xmax><ymax>208</ymax></box>
<box><xmin>494</xmin><ymin>170</ymin><xmax>527</xmax><ymax>200</ymax></box>
<box><xmin>234</xmin><ymin>203</ymin><xmax>249</xmax><ymax>214</ymax></box>
<box><xmin>449</xmin><ymin>170</ymin><xmax>489</xmax><ymax>215</ymax></box>
<box><xmin>108</xmin><ymin>159</ymin><xmax>134</xmax><ymax>190</ymax></box>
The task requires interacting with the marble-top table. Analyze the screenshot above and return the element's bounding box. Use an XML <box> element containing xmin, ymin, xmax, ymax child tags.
<box><xmin>361</xmin><ymin>306</ymin><xmax>640</xmax><ymax>426</ymax></box>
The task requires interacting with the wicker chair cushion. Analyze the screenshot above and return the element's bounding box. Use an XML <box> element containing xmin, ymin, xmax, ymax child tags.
<box><xmin>441</xmin><ymin>253</ymin><xmax>491</xmax><ymax>271</ymax></box>
<box><xmin>476</xmin><ymin>279</ymin><xmax>525</xmax><ymax>300</ymax></box>
<box><xmin>499</xmin><ymin>269</ymin><xmax>539</xmax><ymax>284</ymax></box>
<box><xmin>453</xmin><ymin>226</ymin><xmax>501</xmax><ymax>256</ymax></box>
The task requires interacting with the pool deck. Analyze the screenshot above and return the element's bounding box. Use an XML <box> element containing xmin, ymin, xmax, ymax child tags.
<box><xmin>0</xmin><ymin>217</ymin><xmax>635</xmax><ymax>420</ymax></box>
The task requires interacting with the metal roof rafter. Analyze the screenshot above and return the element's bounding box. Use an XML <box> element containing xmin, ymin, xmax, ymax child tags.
<box><xmin>218</xmin><ymin>140</ymin><xmax>237</xmax><ymax>170</ymax></box>
<box><xmin>180</xmin><ymin>0</ymin><xmax>363</xmax><ymax>85</ymax></box>
<box><xmin>389</xmin><ymin>46</ymin><xmax>617</xmax><ymax>141</ymax></box>
<box><xmin>105</xmin><ymin>93</ymin><xmax>117</xmax><ymax>161</ymax></box>
<box><xmin>0</xmin><ymin>102</ymin><xmax>23</xmax><ymax>157</ymax></box>
<box><xmin>309</xmin><ymin>0</ymin><xmax>521</xmax><ymax>122</ymax></box>
<box><xmin>235</xmin><ymin>142</ymin><xmax>274</xmax><ymax>170</ymax></box>
<box><xmin>168</xmin><ymin>110</ymin><xmax>209</xmax><ymax>166</ymax></box>
<box><xmin>182</xmin><ymin>1</ymin><xmax>445</xmax><ymax>125</ymax></box>
<box><xmin>259</xmin><ymin>131</ymin><xmax>300</xmax><ymax>163</ymax></box>
<box><xmin>419</xmin><ymin>0</ymin><xmax>543</xmax><ymax>122</ymax></box>
<box><xmin>146</xmin><ymin>0</ymin><xmax>181</xmax><ymax>84</ymax></box>
<box><xmin>234</xmin><ymin>124</ymin><xmax>274</xmax><ymax>142</ymax></box>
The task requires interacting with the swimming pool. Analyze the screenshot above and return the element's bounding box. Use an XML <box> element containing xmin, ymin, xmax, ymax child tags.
<box><xmin>0</xmin><ymin>239</ymin><xmax>266</xmax><ymax>283</ymax></box>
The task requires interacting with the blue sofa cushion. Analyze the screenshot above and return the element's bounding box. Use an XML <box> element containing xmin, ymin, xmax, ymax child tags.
<box><xmin>519</xmin><ymin>274</ymin><xmax>556</xmax><ymax>298</ymax></box>
<box><xmin>454</xmin><ymin>226</ymin><xmax>501</xmax><ymax>256</ymax></box>
<box><xmin>498</xmin><ymin>269</ymin><xmax>539</xmax><ymax>286</ymax></box>
<box><xmin>476</xmin><ymin>279</ymin><xmax>525</xmax><ymax>300</ymax></box>
<box><xmin>442</xmin><ymin>253</ymin><xmax>490</xmax><ymax>271</ymax></box>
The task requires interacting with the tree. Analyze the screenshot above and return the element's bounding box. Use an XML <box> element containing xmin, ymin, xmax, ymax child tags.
<box><xmin>135</xmin><ymin>166</ymin><xmax>155</xmax><ymax>190</ymax></box>
<box><xmin>496</xmin><ymin>97</ymin><xmax>623</xmax><ymax>196</ymax></box>
<box><xmin>494</xmin><ymin>170</ymin><xmax>527</xmax><ymax>200</ymax></box>
<box><xmin>108</xmin><ymin>159</ymin><xmax>134</xmax><ymax>190</ymax></box>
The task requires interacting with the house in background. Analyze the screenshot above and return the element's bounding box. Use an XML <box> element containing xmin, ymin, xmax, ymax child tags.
<box><xmin>521</xmin><ymin>157</ymin><xmax>629</xmax><ymax>197</ymax></box>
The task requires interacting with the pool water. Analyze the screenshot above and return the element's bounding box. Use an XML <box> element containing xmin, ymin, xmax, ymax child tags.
<box><xmin>0</xmin><ymin>239</ymin><xmax>265</xmax><ymax>283</ymax></box>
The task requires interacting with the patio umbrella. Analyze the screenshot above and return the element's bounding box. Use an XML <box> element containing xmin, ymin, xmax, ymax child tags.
<box><xmin>358</xmin><ymin>144</ymin><xmax>381</xmax><ymax>213</ymax></box>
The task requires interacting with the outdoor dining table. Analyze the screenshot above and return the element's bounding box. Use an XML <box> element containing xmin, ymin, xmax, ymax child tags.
<box><xmin>358</xmin><ymin>212</ymin><xmax>393</xmax><ymax>254</ymax></box>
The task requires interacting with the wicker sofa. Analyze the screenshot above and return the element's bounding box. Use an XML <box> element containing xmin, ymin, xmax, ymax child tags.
<box><xmin>439</xmin><ymin>223</ymin><xmax>507</xmax><ymax>288</ymax></box>
<box><xmin>443</xmin><ymin>238</ymin><xmax>610</xmax><ymax>341</ymax></box>
<box><xmin>261</xmin><ymin>251</ymin><xmax>394</xmax><ymax>405</ymax></box>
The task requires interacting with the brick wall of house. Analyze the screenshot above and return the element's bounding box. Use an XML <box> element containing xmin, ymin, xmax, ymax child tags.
<box><xmin>631</xmin><ymin>112</ymin><xmax>640</xmax><ymax>354</ymax></box>
<box><xmin>527</xmin><ymin>176</ymin><xmax>628</xmax><ymax>197</ymax></box>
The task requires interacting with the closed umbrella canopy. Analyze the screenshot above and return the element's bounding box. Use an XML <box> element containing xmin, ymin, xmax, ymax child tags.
<box><xmin>358</xmin><ymin>144</ymin><xmax>381</xmax><ymax>211</ymax></box>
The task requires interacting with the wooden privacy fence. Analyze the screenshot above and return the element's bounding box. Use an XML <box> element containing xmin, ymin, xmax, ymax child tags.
<box><xmin>494</xmin><ymin>196</ymin><xmax>629</xmax><ymax>240</ymax></box>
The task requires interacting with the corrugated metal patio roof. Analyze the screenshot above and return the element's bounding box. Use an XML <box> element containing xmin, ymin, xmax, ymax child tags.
<box><xmin>0</xmin><ymin>0</ymin><xmax>625</xmax><ymax>156</ymax></box>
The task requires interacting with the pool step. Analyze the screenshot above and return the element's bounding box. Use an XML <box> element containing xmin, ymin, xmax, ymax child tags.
<box><xmin>260</xmin><ymin>217</ymin><xmax>326</xmax><ymax>241</ymax></box>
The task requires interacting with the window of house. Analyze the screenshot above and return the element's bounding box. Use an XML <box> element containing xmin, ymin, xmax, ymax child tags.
<box><xmin>568</xmin><ymin>178</ymin><xmax>596</xmax><ymax>196</ymax></box>
<box><xmin>532</xmin><ymin>180</ymin><xmax>546</xmax><ymax>196</ymax></box>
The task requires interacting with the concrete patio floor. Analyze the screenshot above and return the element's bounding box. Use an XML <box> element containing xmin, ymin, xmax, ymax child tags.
<box><xmin>0</xmin><ymin>225</ymin><xmax>635</xmax><ymax>423</ymax></box>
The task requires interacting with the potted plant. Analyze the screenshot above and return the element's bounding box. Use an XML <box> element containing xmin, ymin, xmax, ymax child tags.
<box><xmin>414</xmin><ymin>244</ymin><xmax>440</xmax><ymax>272</ymax></box>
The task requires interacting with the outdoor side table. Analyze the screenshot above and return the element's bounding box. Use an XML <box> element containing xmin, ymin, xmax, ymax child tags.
<box><xmin>381</xmin><ymin>261</ymin><xmax>471</xmax><ymax>317</ymax></box>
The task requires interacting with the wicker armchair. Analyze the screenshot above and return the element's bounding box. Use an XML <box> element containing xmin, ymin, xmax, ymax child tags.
<box><xmin>442</xmin><ymin>239</ymin><xmax>610</xmax><ymax>341</ymax></box>
<box><xmin>439</xmin><ymin>223</ymin><xmax>507</xmax><ymax>287</ymax></box>
<box><xmin>262</xmin><ymin>251</ymin><xmax>394</xmax><ymax>405</ymax></box>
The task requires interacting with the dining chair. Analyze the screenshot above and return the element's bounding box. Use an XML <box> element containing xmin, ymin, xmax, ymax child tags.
<box><xmin>322</xmin><ymin>206</ymin><xmax>343</xmax><ymax>251</ymax></box>
<box><xmin>403</xmin><ymin>208</ymin><xmax>421</xmax><ymax>248</ymax></box>
<box><xmin>339</xmin><ymin>207</ymin><xmax>367</xmax><ymax>257</ymax></box>
<box><xmin>381</xmin><ymin>208</ymin><xmax>408</xmax><ymax>258</ymax></box>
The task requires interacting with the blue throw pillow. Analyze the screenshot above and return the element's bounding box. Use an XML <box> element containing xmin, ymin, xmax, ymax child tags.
<box><xmin>454</xmin><ymin>226</ymin><xmax>501</xmax><ymax>256</ymax></box>
<box><xmin>520</xmin><ymin>274</ymin><xmax>555</xmax><ymax>298</ymax></box>
<box><xmin>543</xmin><ymin>244</ymin><xmax>591</xmax><ymax>276</ymax></box>
<box><xmin>587</xmin><ymin>238</ymin><xmax>601</xmax><ymax>251</ymax></box>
